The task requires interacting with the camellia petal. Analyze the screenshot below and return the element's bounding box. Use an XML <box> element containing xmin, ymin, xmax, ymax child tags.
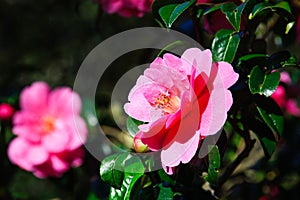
<box><xmin>20</xmin><ymin>82</ymin><xmax>49</xmax><ymax>113</ymax></box>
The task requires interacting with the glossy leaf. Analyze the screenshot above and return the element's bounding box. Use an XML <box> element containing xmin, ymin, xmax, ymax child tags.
<box><xmin>100</xmin><ymin>153</ymin><xmax>129</xmax><ymax>189</ymax></box>
<box><xmin>260</xmin><ymin>72</ymin><xmax>280</xmax><ymax>97</ymax></box>
<box><xmin>249</xmin><ymin>1</ymin><xmax>294</xmax><ymax>31</ymax></box>
<box><xmin>108</xmin><ymin>155</ymin><xmax>145</xmax><ymax>200</ymax></box>
<box><xmin>249</xmin><ymin>66</ymin><xmax>280</xmax><ymax>97</ymax></box>
<box><xmin>212</xmin><ymin>29</ymin><xmax>240</xmax><ymax>63</ymax></box>
<box><xmin>152</xmin><ymin>0</ymin><xmax>183</xmax><ymax>20</ymax></box>
<box><xmin>205</xmin><ymin>145</ymin><xmax>220</xmax><ymax>186</ymax></box>
<box><xmin>202</xmin><ymin>3</ymin><xmax>225</xmax><ymax>16</ymax></box>
<box><xmin>255</xmin><ymin>96</ymin><xmax>284</xmax><ymax>137</ymax></box>
<box><xmin>124</xmin><ymin>155</ymin><xmax>145</xmax><ymax>174</ymax></box>
<box><xmin>109</xmin><ymin>173</ymin><xmax>144</xmax><ymax>200</ymax></box>
<box><xmin>249</xmin><ymin>2</ymin><xmax>271</xmax><ymax>20</ymax></box>
<box><xmin>221</xmin><ymin>2</ymin><xmax>240</xmax><ymax>31</ymax></box>
<box><xmin>158</xmin><ymin>0</ymin><xmax>196</xmax><ymax>29</ymax></box>
<box><xmin>258</xmin><ymin>136</ymin><xmax>277</xmax><ymax>160</ymax></box>
<box><xmin>242</xmin><ymin>109</ymin><xmax>277</xmax><ymax>159</ymax></box>
<box><xmin>126</xmin><ymin>117</ymin><xmax>143</xmax><ymax>137</ymax></box>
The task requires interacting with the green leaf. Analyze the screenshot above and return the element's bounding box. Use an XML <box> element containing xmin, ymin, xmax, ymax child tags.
<box><xmin>248</xmin><ymin>66</ymin><xmax>280</xmax><ymax>97</ymax></box>
<box><xmin>285</xmin><ymin>21</ymin><xmax>295</xmax><ymax>34</ymax></box>
<box><xmin>109</xmin><ymin>173</ymin><xmax>143</xmax><ymax>200</ymax></box>
<box><xmin>108</xmin><ymin>155</ymin><xmax>145</xmax><ymax>200</ymax></box>
<box><xmin>205</xmin><ymin>145</ymin><xmax>220</xmax><ymax>186</ymax></box>
<box><xmin>249</xmin><ymin>2</ymin><xmax>271</xmax><ymax>20</ymax></box>
<box><xmin>249</xmin><ymin>66</ymin><xmax>264</xmax><ymax>94</ymax></box>
<box><xmin>221</xmin><ymin>2</ymin><xmax>240</xmax><ymax>31</ymax></box>
<box><xmin>157</xmin><ymin>184</ymin><xmax>173</xmax><ymax>200</ymax></box>
<box><xmin>242</xmin><ymin>108</ymin><xmax>278</xmax><ymax>159</ymax></box>
<box><xmin>237</xmin><ymin>54</ymin><xmax>268</xmax><ymax>66</ymax></box>
<box><xmin>249</xmin><ymin>1</ymin><xmax>294</xmax><ymax>28</ymax></box>
<box><xmin>100</xmin><ymin>153</ymin><xmax>129</xmax><ymax>189</ymax></box>
<box><xmin>260</xmin><ymin>72</ymin><xmax>280</xmax><ymax>97</ymax></box>
<box><xmin>152</xmin><ymin>0</ymin><xmax>184</xmax><ymax>21</ymax></box>
<box><xmin>212</xmin><ymin>29</ymin><xmax>240</xmax><ymax>63</ymax></box>
<box><xmin>255</xmin><ymin>96</ymin><xmax>284</xmax><ymax>137</ymax></box>
<box><xmin>258</xmin><ymin>136</ymin><xmax>277</xmax><ymax>159</ymax></box>
<box><xmin>203</xmin><ymin>3</ymin><xmax>225</xmax><ymax>15</ymax></box>
<box><xmin>126</xmin><ymin>117</ymin><xmax>143</xmax><ymax>137</ymax></box>
<box><xmin>124</xmin><ymin>155</ymin><xmax>145</xmax><ymax>174</ymax></box>
<box><xmin>158</xmin><ymin>0</ymin><xmax>196</xmax><ymax>29</ymax></box>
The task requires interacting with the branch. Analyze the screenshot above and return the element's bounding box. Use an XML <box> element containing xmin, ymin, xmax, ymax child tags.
<box><xmin>216</xmin><ymin>118</ymin><xmax>256</xmax><ymax>190</ymax></box>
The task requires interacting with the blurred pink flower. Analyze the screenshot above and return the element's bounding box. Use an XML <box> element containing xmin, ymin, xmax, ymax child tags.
<box><xmin>0</xmin><ymin>103</ymin><xmax>14</xmax><ymax>121</ymax></box>
<box><xmin>8</xmin><ymin>82</ymin><xmax>88</xmax><ymax>178</ymax></box>
<box><xmin>98</xmin><ymin>0</ymin><xmax>153</xmax><ymax>18</ymax></box>
<box><xmin>271</xmin><ymin>72</ymin><xmax>300</xmax><ymax>117</ymax></box>
<box><xmin>124</xmin><ymin>48</ymin><xmax>239</xmax><ymax>174</ymax></box>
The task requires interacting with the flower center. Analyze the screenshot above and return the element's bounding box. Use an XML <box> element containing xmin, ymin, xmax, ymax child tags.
<box><xmin>42</xmin><ymin>116</ymin><xmax>56</xmax><ymax>134</ymax></box>
<box><xmin>154</xmin><ymin>92</ymin><xmax>181</xmax><ymax>114</ymax></box>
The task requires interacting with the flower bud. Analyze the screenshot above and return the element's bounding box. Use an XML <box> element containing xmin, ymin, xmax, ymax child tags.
<box><xmin>134</xmin><ymin>135</ymin><xmax>148</xmax><ymax>153</ymax></box>
<box><xmin>0</xmin><ymin>103</ymin><xmax>14</xmax><ymax>121</ymax></box>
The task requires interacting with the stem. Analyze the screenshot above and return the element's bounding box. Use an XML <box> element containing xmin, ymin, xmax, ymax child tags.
<box><xmin>216</xmin><ymin>118</ymin><xmax>256</xmax><ymax>191</ymax></box>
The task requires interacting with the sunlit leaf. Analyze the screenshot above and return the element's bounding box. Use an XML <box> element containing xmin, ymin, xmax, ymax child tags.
<box><xmin>158</xmin><ymin>0</ymin><xmax>196</xmax><ymax>28</ymax></box>
<box><xmin>255</xmin><ymin>96</ymin><xmax>284</xmax><ymax>137</ymax></box>
<box><xmin>100</xmin><ymin>153</ymin><xmax>129</xmax><ymax>189</ymax></box>
<box><xmin>249</xmin><ymin>66</ymin><xmax>280</xmax><ymax>97</ymax></box>
<box><xmin>212</xmin><ymin>29</ymin><xmax>240</xmax><ymax>63</ymax></box>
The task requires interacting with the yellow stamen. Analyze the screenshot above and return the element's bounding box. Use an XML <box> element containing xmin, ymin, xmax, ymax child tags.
<box><xmin>154</xmin><ymin>92</ymin><xmax>180</xmax><ymax>114</ymax></box>
<box><xmin>42</xmin><ymin>116</ymin><xmax>55</xmax><ymax>134</ymax></box>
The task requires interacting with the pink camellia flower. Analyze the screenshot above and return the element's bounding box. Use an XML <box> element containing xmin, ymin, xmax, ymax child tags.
<box><xmin>97</xmin><ymin>0</ymin><xmax>153</xmax><ymax>18</ymax></box>
<box><xmin>124</xmin><ymin>48</ymin><xmax>239</xmax><ymax>174</ymax></box>
<box><xmin>0</xmin><ymin>103</ymin><xmax>14</xmax><ymax>121</ymax></box>
<box><xmin>7</xmin><ymin>82</ymin><xmax>88</xmax><ymax>178</ymax></box>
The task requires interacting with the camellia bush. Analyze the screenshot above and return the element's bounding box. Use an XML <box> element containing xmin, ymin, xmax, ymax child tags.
<box><xmin>97</xmin><ymin>0</ymin><xmax>300</xmax><ymax>199</ymax></box>
<box><xmin>1</xmin><ymin>0</ymin><xmax>300</xmax><ymax>199</ymax></box>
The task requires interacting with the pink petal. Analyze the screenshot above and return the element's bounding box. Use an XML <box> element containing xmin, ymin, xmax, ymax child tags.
<box><xmin>50</xmin><ymin>155</ymin><xmax>69</xmax><ymax>172</ymax></box>
<box><xmin>7</xmin><ymin>138</ymin><xmax>33</xmax><ymax>171</ymax></box>
<box><xmin>161</xmin><ymin>130</ymin><xmax>200</xmax><ymax>167</ymax></box>
<box><xmin>162</xmin><ymin>163</ymin><xmax>175</xmax><ymax>175</ymax></box>
<box><xmin>64</xmin><ymin>116</ymin><xmax>88</xmax><ymax>150</ymax></box>
<box><xmin>12</xmin><ymin>125</ymin><xmax>42</xmax><ymax>143</ymax></box>
<box><xmin>140</xmin><ymin>116</ymin><xmax>169</xmax><ymax>151</ymax></box>
<box><xmin>181</xmin><ymin>48</ymin><xmax>212</xmax><ymax>76</ymax></box>
<box><xmin>48</xmin><ymin>87</ymin><xmax>81</xmax><ymax>117</ymax></box>
<box><xmin>215</xmin><ymin>61</ymin><xmax>239</xmax><ymax>88</ymax></box>
<box><xmin>280</xmin><ymin>71</ymin><xmax>291</xmax><ymax>84</ymax></box>
<box><xmin>27</xmin><ymin>145</ymin><xmax>49</xmax><ymax>165</ymax></box>
<box><xmin>199</xmin><ymin>88</ymin><xmax>227</xmax><ymax>137</ymax></box>
<box><xmin>144</xmin><ymin>65</ymin><xmax>189</xmax><ymax>94</ymax></box>
<box><xmin>124</xmin><ymin>83</ymin><xmax>163</xmax><ymax>122</ymax></box>
<box><xmin>286</xmin><ymin>99</ymin><xmax>300</xmax><ymax>116</ymax></box>
<box><xmin>20</xmin><ymin>82</ymin><xmax>49</xmax><ymax>113</ymax></box>
<box><xmin>162</xmin><ymin>92</ymin><xmax>200</xmax><ymax>155</ymax></box>
<box><xmin>42</xmin><ymin>130</ymin><xmax>70</xmax><ymax>153</ymax></box>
